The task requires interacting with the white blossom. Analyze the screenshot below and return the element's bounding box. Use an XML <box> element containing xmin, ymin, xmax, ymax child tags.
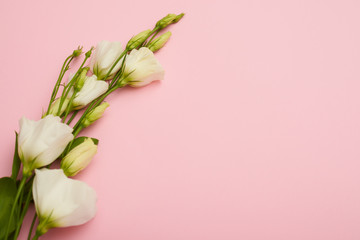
<box><xmin>124</xmin><ymin>47</ymin><xmax>165</xmax><ymax>87</ymax></box>
<box><xmin>18</xmin><ymin>115</ymin><xmax>73</xmax><ymax>176</ymax></box>
<box><xmin>89</xmin><ymin>41</ymin><xmax>123</xmax><ymax>80</ymax></box>
<box><xmin>72</xmin><ymin>75</ymin><xmax>108</xmax><ymax>109</ymax></box>
<box><xmin>33</xmin><ymin>169</ymin><xmax>97</xmax><ymax>234</ymax></box>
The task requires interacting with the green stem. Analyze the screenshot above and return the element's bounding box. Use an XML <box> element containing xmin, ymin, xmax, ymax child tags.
<box><xmin>72</xmin><ymin>86</ymin><xmax>118</xmax><ymax>133</ymax></box>
<box><xmin>145</xmin><ymin>29</ymin><xmax>160</xmax><ymax>47</ymax></box>
<box><xmin>73</xmin><ymin>128</ymin><xmax>82</xmax><ymax>138</ymax></box>
<box><xmin>109</xmin><ymin>63</ymin><xmax>124</xmax><ymax>88</ymax></box>
<box><xmin>31</xmin><ymin>232</ymin><xmax>41</xmax><ymax>240</ymax></box>
<box><xmin>66</xmin><ymin>110</ymin><xmax>79</xmax><ymax>125</ymax></box>
<box><xmin>46</xmin><ymin>55</ymin><xmax>74</xmax><ymax>115</ymax></box>
<box><xmin>63</xmin><ymin>121</ymin><xmax>83</xmax><ymax>156</ymax></box>
<box><xmin>14</xmin><ymin>186</ymin><xmax>33</xmax><ymax>239</ymax></box>
<box><xmin>57</xmin><ymin>55</ymin><xmax>89</xmax><ymax>116</ymax></box>
<box><xmin>17</xmin><ymin>184</ymin><xmax>24</xmax><ymax>217</ymax></box>
<box><xmin>101</xmin><ymin>51</ymin><xmax>127</xmax><ymax>81</ymax></box>
<box><xmin>4</xmin><ymin>177</ymin><xmax>27</xmax><ymax>240</ymax></box>
<box><xmin>109</xmin><ymin>56</ymin><xmax>127</xmax><ymax>89</ymax></box>
<box><xmin>62</xmin><ymin>89</ymin><xmax>77</xmax><ymax>123</ymax></box>
<box><xmin>27</xmin><ymin>212</ymin><xmax>37</xmax><ymax>240</ymax></box>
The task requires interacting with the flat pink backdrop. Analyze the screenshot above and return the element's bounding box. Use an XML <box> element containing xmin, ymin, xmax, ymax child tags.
<box><xmin>1</xmin><ymin>0</ymin><xmax>360</xmax><ymax>239</ymax></box>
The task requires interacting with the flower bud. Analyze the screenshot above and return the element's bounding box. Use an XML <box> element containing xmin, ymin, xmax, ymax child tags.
<box><xmin>72</xmin><ymin>46</ymin><xmax>83</xmax><ymax>57</ymax></box>
<box><xmin>126</xmin><ymin>29</ymin><xmax>152</xmax><ymax>50</ymax></box>
<box><xmin>75</xmin><ymin>68</ymin><xmax>89</xmax><ymax>92</ymax></box>
<box><xmin>82</xmin><ymin>102</ymin><xmax>109</xmax><ymax>127</ymax></box>
<box><xmin>148</xmin><ymin>31</ymin><xmax>172</xmax><ymax>52</ymax></box>
<box><xmin>85</xmin><ymin>47</ymin><xmax>94</xmax><ymax>58</ymax></box>
<box><xmin>174</xmin><ymin>13</ymin><xmax>185</xmax><ymax>23</ymax></box>
<box><xmin>61</xmin><ymin>138</ymin><xmax>98</xmax><ymax>176</ymax></box>
<box><xmin>155</xmin><ymin>13</ymin><xmax>184</xmax><ymax>29</ymax></box>
<box><xmin>47</xmin><ymin>98</ymin><xmax>70</xmax><ymax>116</ymax></box>
<box><xmin>156</xmin><ymin>14</ymin><xmax>176</xmax><ymax>29</ymax></box>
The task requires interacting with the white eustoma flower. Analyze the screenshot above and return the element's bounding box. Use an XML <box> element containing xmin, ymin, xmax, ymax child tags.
<box><xmin>33</xmin><ymin>169</ymin><xmax>96</xmax><ymax>235</ymax></box>
<box><xmin>18</xmin><ymin>115</ymin><xmax>74</xmax><ymax>177</ymax></box>
<box><xmin>89</xmin><ymin>41</ymin><xmax>123</xmax><ymax>80</ymax></box>
<box><xmin>123</xmin><ymin>47</ymin><xmax>165</xmax><ymax>87</ymax></box>
<box><xmin>61</xmin><ymin>138</ymin><xmax>98</xmax><ymax>176</ymax></box>
<box><xmin>72</xmin><ymin>75</ymin><xmax>108</xmax><ymax>109</ymax></box>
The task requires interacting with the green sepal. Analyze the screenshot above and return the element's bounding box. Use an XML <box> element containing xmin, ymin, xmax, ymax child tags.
<box><xmin>11</xmin><ymin>132</ymin><xmax>21</xmax><ymax>181</ymax></box>
<box><xmin>71</xmin><ymin>137</ymin><xmax>99</xmax><ymax>149</ymax></box>
<box><xmin>0</xmin><ymin>177</ymin><xmax>18</xmax><ymax>239</ymax></box>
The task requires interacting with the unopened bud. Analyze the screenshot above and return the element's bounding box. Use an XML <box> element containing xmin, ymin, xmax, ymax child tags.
<box><xmin>174</xmin><ymin>13</ymin><xmax>185</xmax><ymax>23</ymax></box>
<box><xmin>61</xmin><ymin>138</ymin><xmax>98</xmax><ymax>176</ymax></box>
<box><xmin>85</xmin><ymin>47</ymin><xmax>94</xmax><ymax>58</ymax></box>
<box><xmin>73</xmin><ymin>46</ymin><xmax>83</xmax><ymax>57</ymax></box>
<box><xmin>156</xmin><ymin>14</ymin><xmax>176</xmax><ymax>29</ymax></box>
<box><xmin>47</xmin><ymin>98</ymin><xmax>70</xmax><ymax>116</ymax></box>
<box><xmin>155</xmin><ymin>13</ymin><xmax>184</xmax><ymax>29</ymax></box>
<box><xmin>126</xmin><ymin>29</ymin><xmax>152</xmax><ymax>50</ymax></box>
<box><xmin>82</xmin><ymin>102</ymin><xmax>110</xmax><ymax>127</ymax></box>
<box><xmin>75</xmin><ymin>68</ymin><xmax>89</xmax><ymax>91</ymax></box>
<box><xmin>148</xmin><ymin>31</ymin><xmax>172</xmax><ymax>52</ymax></box>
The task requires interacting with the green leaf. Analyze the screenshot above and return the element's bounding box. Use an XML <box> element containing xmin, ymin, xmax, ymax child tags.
<box><xmin>90</xmin><ymin>137</ymin><xmax>99</xmax><ymax>145</ymax></box>
<box><xmin>0</xmin><ymin>177</ymin><xmax>18</xmax><ymax>239</ymax></box>
<box><xmin>11</xmin><ymin>132</ymin><xmax>21</xmax><ymax>181</ymax></box>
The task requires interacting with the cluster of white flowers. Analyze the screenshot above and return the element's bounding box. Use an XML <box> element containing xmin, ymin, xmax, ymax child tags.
<box><xmin>18</xmin><ymin>115</ymin><xmax>97</xmax><ymax>233</ymax></box>
<box><xmin>4</xmin><ymin>13</ymin><xmax>184</xmax><ymax>239</ymax></box>
<box><xmin>17</xmin><ymin>41</ymin><xmax>166</xmax><ymax>235</ymax></box>
<box><xmin>90</xmin><ymin>41</ymin><xmax>165</xmax><ymax>86</ymax></box>
<box><xmin>47</xmin><ymin>43</ymin><xmax>165</xmax><ymax>116</ymax></box>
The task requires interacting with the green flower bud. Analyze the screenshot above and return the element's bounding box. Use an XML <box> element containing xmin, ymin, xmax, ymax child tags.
<box><xmin>85</xmin><ymin>47</ymin><xmax>94</xmax><ymax>58</ymax></box>
<box><xmin>75</xmin><ymin>68</ymin><xmax>89</xmax><ymax>91</ymax></box>
<box><xmin>174</xmin><ymin>13</ymin><xmax>185</xmax><ymax>23</ymax></box>
<box><xmin>72</xmin><ymin>46</ymin><xmax>83</xmax><ymax>57</ymax></box>
<box><xmin>156</xmin><ymin>14</ymin><xmax>176</xmax><ymax>29</ymax></box>
<box><xmin>148</xmin><ymin>31</ymin><xmax>172</xmax><ymax>52</ymax></box>
<box><xmin>82</xmin><ymin>102</ymin><xmax>110</xmax><ymax>127</ymax></box>
<box><xmin>61</xmin><ymin>138</ymin><xmax>98</xmax><ymax>176</ymax></box>
<box><xmin>155</xmin><ymin>13</ymin><xmax>184</xmax><ymax>29</ymax></box>
<box><xmin>126</xmin><ymin>29</ymin><xmax>152</xmax><ymax>50</ymax></box>
<box><xmin>47</xmin><ymin>98</ymin><xmax>70</xmax><ymax>116</ymax></box>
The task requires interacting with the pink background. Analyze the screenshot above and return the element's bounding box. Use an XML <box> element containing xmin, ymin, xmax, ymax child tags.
<box><xmin>1</xmin><ymin>0</ymin><xmax>360</xmax><ymax>239</ymax></box>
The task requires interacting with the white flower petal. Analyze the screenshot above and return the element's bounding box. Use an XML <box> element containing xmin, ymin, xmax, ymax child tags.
<box><xmin>124</xmin><ymin>47</ymin><xmax>164</xmax><ymax>87</ymax></box>
<box><xmin>73</xmin><ymin>75</ymin><xmax>108</xmax><ymax>109</ymax></box>
<box><xmin>33</xmin><ymin>169</ymin><xmax>97</xmax><ymax>228</ymax></box>
<box><xmin>18</xmin><ymin>116</ymin><xmax>74</xmax><ymax>174</ymax></box>
<box><xmin>90</xmin><ymin>41</ymin><xmax>123</xmax><ymax>80</ymax></box>
<box><xmin>54</xmin><ymin>180</ymin><xmax>97</xmax><ymax>227</ymax></box>
<box><xmin>35</xmin><ymin>133</ymin><xmax>74</xmax><ymax>167</ymax></box>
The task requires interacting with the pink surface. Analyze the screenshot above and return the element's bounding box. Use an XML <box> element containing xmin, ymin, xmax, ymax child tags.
<box><xmin>1</xmin><ymin>0</ymin><xmax>360</xmax><ymax>239</ymax></box>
